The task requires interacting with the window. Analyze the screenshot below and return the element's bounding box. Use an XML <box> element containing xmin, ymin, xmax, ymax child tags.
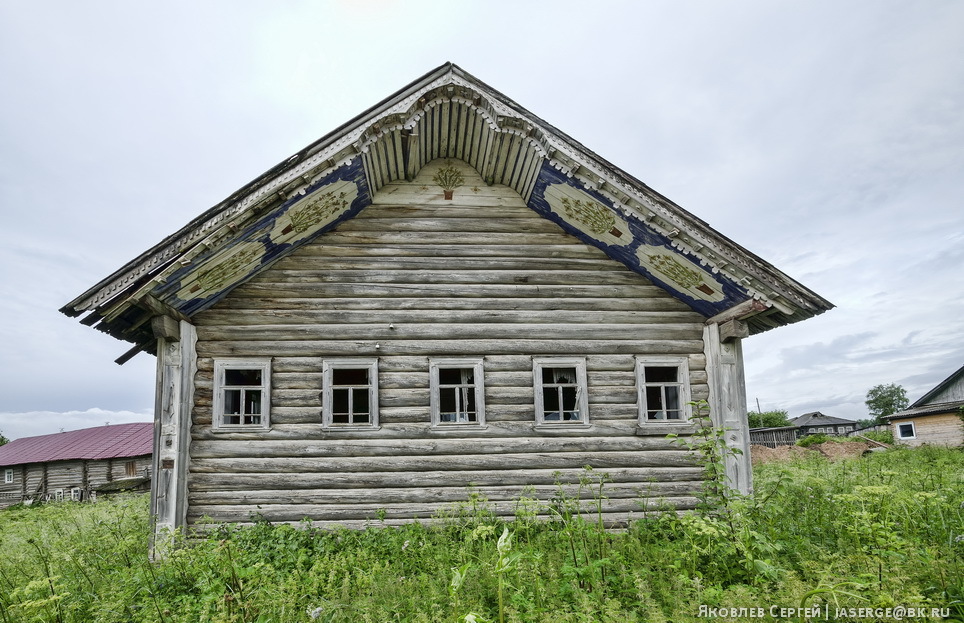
<box><xmin>636</xmin><ymin>358</ymin><xmax>690</xmax><ymax>423</ymax></box>
<box><xmin>323</xmin><ymin>359</ymin><xmax>379</xmax><ymax>428</ymax></box>
<box><xmin>896</xmin><ymin>421</ymin><xmax>916</xmax><ymax>440</ymax></box>
<box><xmin>533</xmin><ymin>357</ymin><xmax>589</xmax><ymax>425</ymax></box>
<box><xmin>125</xmin><ymin>461</ymin><xmax>137</xmax><ymax>478</ymax></box>
<box><xmin>430</xmin><ymin>358</ymin><xmax>485</xmax><ymax>427</ymax></box>
<box><xmin>3</xmin><ymin>469</ymin><xmax>12</xmax><ymax>484</ymax></box>
<box><xmin>214</xmin><ymin>359</ymin><xmax>271</xmax><ymax>430</ymax></box>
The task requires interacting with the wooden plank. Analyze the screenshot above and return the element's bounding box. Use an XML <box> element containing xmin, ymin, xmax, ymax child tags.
<box><xmin>268</xmin><ymin>354</ymin><xmax>707</xmax><ymax>374</ymax></box>
<box><xmin>187</xmin><ymin>465</ymin><xmax>705</xmax><ymax>491</ymax></box>
<box><xmin>230</xmin><ymin>282</ymin><xmax>671</xmax><ymax>299</ymax></box>
<box><xmin>189</xmin><ymin>450</ymin><xmax>698</xmax><ymax>474</ymax></box>
<box><xmin>189</xmin><ymin>481</ymin><xmax>700</xmax><ymax>505</ymax></box>
<box><xmin>197</xmin><ymin>322</ymin><xmax>701</xmax><ymax>343</ymax></box>
<box><xmin>189</xmin><ymin>435</ymin><xmax>681</xmax><ymax>460</ymax></box>
<box><xmin>196</xmin><ymin>309</ymin><xmax>702</xmax><ymax>327</ymax></box>
<box><xmin>209</xmin><ymin>295</ymin><xmax>688</xmax><ymax>314</ymax></box>
<box><xmin>270</xmin><ymin>254</ymin><xmax>639</xmax><ymax>271</ymax></box>
<box><xmin>334</xmin><ymin>216</ymin><xmax>564</xmax><ymax>234</ymax></box>
<box><xmin>187</xmin><ymin>496</ymin><xmax>698</xmax><ymax>524</ymax></box>
<box><xmin>196</xmin><ymin>338</ymin><xmax>705</xmax><ymax>357</ymax></box>
<box><xmin>286</xmin><ymin>241</ymin><xmax>611</xmax><ymax>259</ymax></box>
<box><xmin>248</xmin><ymin>268</ymin><xmax>653</xmax><ymax>287</ymax></box>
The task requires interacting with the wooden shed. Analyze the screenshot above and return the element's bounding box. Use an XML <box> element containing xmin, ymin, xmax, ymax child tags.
<box><xmin>0</xmin><ymin>423</ymin><xmax>153</xmax><ymax>509</ymax></box>
<box><xmin>885</xmin><ymin>364</ymin><xmax>964</xmax><ymax>447</ymax></box>
<box><xmin>60</xmin><ymin>63</ymin><xmax>832</xmax><ymax>538</ymax></box>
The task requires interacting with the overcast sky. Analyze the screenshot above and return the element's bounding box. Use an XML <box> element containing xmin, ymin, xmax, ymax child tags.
<box><xmin>1</xmin><ymin>1</ymin><xmax>962</xmax><ymax>440</ymax></box>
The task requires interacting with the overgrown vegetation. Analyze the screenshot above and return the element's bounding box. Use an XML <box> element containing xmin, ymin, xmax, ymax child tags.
<box><xmin>0</xmin><ymin>447</ymin><xmax>961</xmax><ymax>622</ymax></box>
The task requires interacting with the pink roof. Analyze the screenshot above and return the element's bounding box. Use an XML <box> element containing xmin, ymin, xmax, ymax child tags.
<box><xmin>0</xmin><ymin>423</ymin><xmax>153</xmax><ymax>467</ymax></box>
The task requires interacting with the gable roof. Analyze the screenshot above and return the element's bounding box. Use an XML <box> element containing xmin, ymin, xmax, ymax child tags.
<box><xmin>61</xmin><ymin>62</ymin><xmax>832</xmax><ymax>362</ymax></box>
<box><xmin>0</xmin><ymin>423</ymin><xmax>153</xmax><ymax>468</ymax></box>
<box><xmin>791</xmin><ymin>412</ymin><xmax>856</xmax><ymax>428</ymax></box>
<box><xmin>910</xmin><ymin>363</ymin><xmax>964</xmax><ymax>408</ymax></box>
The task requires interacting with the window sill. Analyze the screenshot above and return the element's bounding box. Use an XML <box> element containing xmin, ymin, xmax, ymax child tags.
<box><xmin>534</xmin><ymin>422</ymin><xmax>592</xmax><ymax>432</ymax></box>
<box><xmin>321</xmin><ymin>425</ymin><xmax>382</xmax><ymax>432</ymax></box>
<box><xmin>635</xmin><ymin>423</ymin><xmax>696</xmax><ymax>436</ymax></box>
<box><xmin>211</xmin><ymin>425</ymin><xmax>271</xmax><ymax>434</ymax></box>
<box><xmin>431</xmin><ymin>423</ymin><xmax>488</xmax><ymax>431</ymax></box>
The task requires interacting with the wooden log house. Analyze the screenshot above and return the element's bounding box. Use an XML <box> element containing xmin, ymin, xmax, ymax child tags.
<box><xmin>0</xmin><ymin>423</ymin><xmax>153</xmax><ymax>509</ymax></box>
<box><xmin>61</xmin><ymin>63</ymin><xmax>832</xmax><ymax>539</ymax></box>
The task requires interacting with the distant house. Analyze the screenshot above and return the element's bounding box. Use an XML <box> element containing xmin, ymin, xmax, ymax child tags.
<box><xmin>885</xmin><ymin>365</ymin><xmax>964</xmax><ymax>447</ymax></box>
<box><xmin>791</xmin><ymin>412</ymin><xmax>856</xmax><ymax>437</ymax></box>
<box><xmin>0</xmin><ymin>423</ymin><xmax>153</xmax><ymax>509</ymax></box>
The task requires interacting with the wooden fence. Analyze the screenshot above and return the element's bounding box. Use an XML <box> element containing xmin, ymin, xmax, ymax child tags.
<box><xmin>749</xmin><ymin>426</ymin><xmax>798</xmax><ymax>448</ymax></box>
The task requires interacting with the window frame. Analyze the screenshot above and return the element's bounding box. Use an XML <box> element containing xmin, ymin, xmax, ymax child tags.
<box><xmin>896</xmin><ymin>421</ymin><xmax>917</xmax><ymax>440</ymax></box>
<box><xmin>212</xmin><ymin>359</ymin><xmax>272</xmax><ymax>432</ymax></box>
<box><xmin>532</xmin><ymin>357</ymin><xmax>590</xmax><ymax>427</ymax></box>
<box><xmin>3</xmin><ymin>468</ymin><xmax>12</xmax><ymax>484</ymax></box>
<box><xmin>635</xmin><ymin>357</ymin><xmax>691</xmax><ymax>424</ymax></box>
<box><xmin>322</xmin><ymin>358</ymin><xmax>380</xmax><ymax>429</ymax></box>
<box><xmin>430</xmin><ymin>358</ymin><xmax>486</xmax><ymax>428</ymax></box>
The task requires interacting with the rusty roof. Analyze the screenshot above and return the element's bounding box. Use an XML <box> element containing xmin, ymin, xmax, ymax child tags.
<box><xmin>0</xmin><ymin>423</ymin><xmax>153</xmax><ymax>467</ymax></box>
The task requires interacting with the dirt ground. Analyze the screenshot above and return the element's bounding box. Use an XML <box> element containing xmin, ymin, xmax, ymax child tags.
<box><xmin>750</xmin><ymin>440</ymin><xmax>872</xmax><ymax>464</ymax></box>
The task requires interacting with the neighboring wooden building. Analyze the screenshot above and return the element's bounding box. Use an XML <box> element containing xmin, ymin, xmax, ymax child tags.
<box><xmin>60</xmin><ymin>63</ymin><xmax>832</xmax><ymax>538</ymax></box>
<box><xmin>0</xmin><ymin>423</ymin><xmax>153</xmax><ymax>509</ymax></box>
<box><xmin>791</xmin><ymin>412</ymin><xmax>857</xmax><ymax>437</ymax></box>
<box><xmin>885</xmin><ymin>365</ymin><xmax>964</xmax><ymax>447</ymax></box>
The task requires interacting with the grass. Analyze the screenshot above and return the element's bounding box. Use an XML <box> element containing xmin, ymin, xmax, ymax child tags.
<box><xmin>0</xmin><ymin>446</ymin><xmax>961</xmax><ymax>622</ymax></box>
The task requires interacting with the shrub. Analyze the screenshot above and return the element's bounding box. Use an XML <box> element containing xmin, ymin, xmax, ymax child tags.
<box><xmin>797</xmin><ymin>433</ymin><xmax>829</xmax><ymax>447</ymax></box>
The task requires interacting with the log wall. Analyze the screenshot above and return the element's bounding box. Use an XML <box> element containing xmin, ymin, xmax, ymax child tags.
<box><xmin>188</xmin><ymin>159</ymin><xmax>709</xmax><ymax>528</ymax></box>
<box><xmin>894</xmin><ymin>413</ymin><xmax>964</xmax><ymax>447</ymax></box>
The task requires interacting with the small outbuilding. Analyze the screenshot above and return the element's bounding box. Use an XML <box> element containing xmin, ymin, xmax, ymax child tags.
<box><xmin>885</xmin><ymin>365</ymin><xmax>964</xmax><ymax>447</ymax></box>
<box><xmin>60</xmin><ymin>63</ymin><xmax>832</xmax><ymax>539</ymax></box>
<box><xmin>0</xmin><ymin>423</ymin><xmax>153</xmax><ymax>509</ymax></box>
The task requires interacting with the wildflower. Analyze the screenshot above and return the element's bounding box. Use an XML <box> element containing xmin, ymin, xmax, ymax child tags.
<box><xmin>402</xmin><ymin>539</ymin><xmax>410</xmax><ymax>551</ymax></box>
<box><xmin>307</xmin><ymin>606</ymin><xmax>324</xmax><ymax>620</ymax></box>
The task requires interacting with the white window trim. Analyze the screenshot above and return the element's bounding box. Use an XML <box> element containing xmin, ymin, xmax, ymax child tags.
<box><xmin>533</xmin><ymin>357</ymin><xmax>590</xmax><ymax>427</ymax></box>
<box><xmin>213</xmin><ymin>359</ymin><xmax>272</xmax><ymax>432</ymax></box>
<box><xmin>895</xmin><ymin>421</ymin><xmax>917</xmax><ymax>440</ymax></box>
<box><xmin>322</xmin><ymin>358</ymin><xmax>380</xmax><ymax>429</ymax></box>
<box><xmin>635</xmin><ymin>357</ymin><xmax>691</xmax><ymax>424</ymax></box>
<box><xmin>430</xmin><ymin>358</ymin><xmax>486</xmax><ymax>428</ymax></box>
<box><xmin>3</xmin><ymin>468</ymin><xmax>12</xmax><ymax>484</ymax></box>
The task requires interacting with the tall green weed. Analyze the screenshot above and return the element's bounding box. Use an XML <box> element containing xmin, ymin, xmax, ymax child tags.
<box><xmin>0</xmin><ymin>446</ymin><xmax>960</xmax><ymax>621</ymax></box>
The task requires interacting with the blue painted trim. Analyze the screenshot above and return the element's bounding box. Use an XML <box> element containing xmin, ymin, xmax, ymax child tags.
<box><xmin>526</xmin><ymin>162</ymin><xmax>749</xmax><ymax>317</ymax></box>
<box><xmin>157</xmin><ymin>159</ymin><xmax>372</xmax><ymax>315</ymax></box>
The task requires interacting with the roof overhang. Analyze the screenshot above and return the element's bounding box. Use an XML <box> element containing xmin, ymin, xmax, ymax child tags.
<box><xmin>61</xmin><ymin>62</ymin><xmax>833</xmax><ymax>362</ymax></box>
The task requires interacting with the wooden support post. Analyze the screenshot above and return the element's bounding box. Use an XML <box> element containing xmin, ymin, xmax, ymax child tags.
<box><xmin>405</xmin><ymin>131</ymin><xmax>420</xmax><ymax>181</ymax></box>
<box><xmin>149</xmin><ymin>320</ymin><xmax>197</xmax><ymax>557</ymax></box>
<box><xmin>703</xmin><ymin>323</ymin><xmax>753</xmax><ymax>495</ymax></box>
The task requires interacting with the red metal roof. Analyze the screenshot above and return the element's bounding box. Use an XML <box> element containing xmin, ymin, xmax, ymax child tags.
<box><xmin>0</xmin><ymin>423</ymin><xmax>153</xmax><ymax>467</ymax></box>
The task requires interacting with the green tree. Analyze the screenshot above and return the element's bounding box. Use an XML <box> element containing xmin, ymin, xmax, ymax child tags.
<box><xmin>0</xmin><ymin>430</ymin><xmax>8</xmax><ymax>446</ymax></box>
<box><xmin>865</xmin><ymin>383</ymin><xmax>909</xmax><ymax>424</ymax></box>
<box><xmin>746</xmin><ymin>409</ymin><xmax>791</xmax><ymax>428</ymax></box>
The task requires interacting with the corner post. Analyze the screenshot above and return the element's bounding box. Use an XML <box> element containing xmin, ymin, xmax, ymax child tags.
<box><xmin>149</xmin><ymin>319</ymin><xmax>197</xmax><ymax>555</ymax></box>
<box><xmin>703</xmin><ymin>322</ymin><xmax>753</xmax><ymax>494</ymax></box>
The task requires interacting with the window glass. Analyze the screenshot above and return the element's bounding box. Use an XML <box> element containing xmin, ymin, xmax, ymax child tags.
<box><xmin>534</xmin><ymin>359</ymin><xmax>587</xmax><ymax>425</ymax></box>
<box><xmin>215</xmin><ymin>360</ymin><xmax>270</xmax><ymax>429</ymax></box>
<box><xmin>324</xmin><ymin>360</ymin><xmax>378</xmax><ymax>427</ymax></box>
<box><xmin>436</xmin><ymin>366</ymin><xmax>480</xmax><ymax>424</ymax></box>
<box><xmin>637</xmin><ymin>359</ymin><xmax>688</xmax><ymax>423</ymax></box>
